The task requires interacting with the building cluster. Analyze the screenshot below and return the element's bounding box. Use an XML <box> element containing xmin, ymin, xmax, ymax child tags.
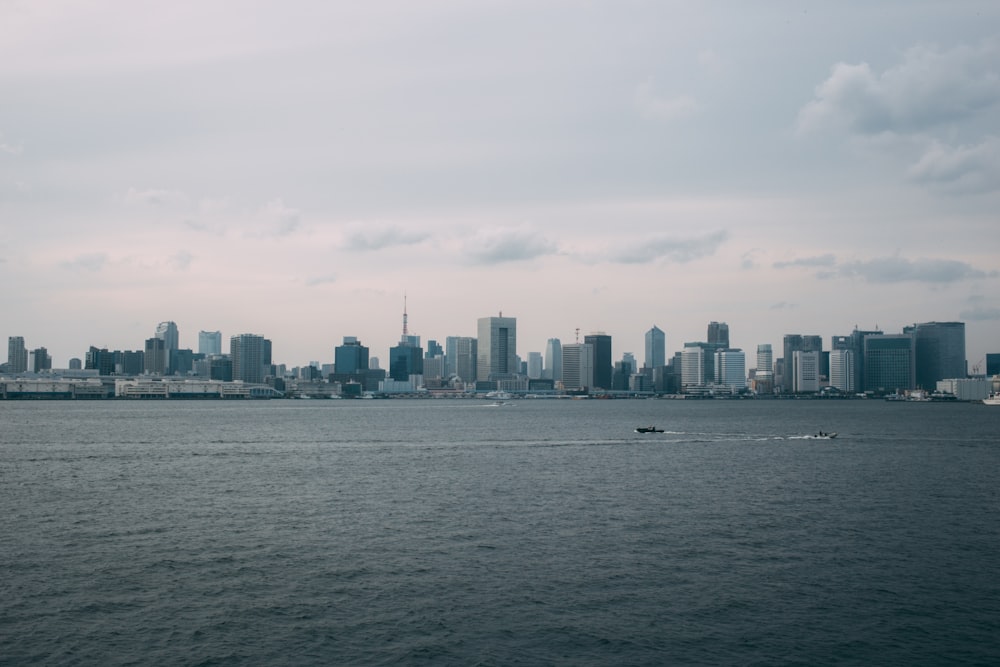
<box><xmin>3</xmin><ymin>314</ymin><xmax>998</xmax><ymax>400</ymax></box>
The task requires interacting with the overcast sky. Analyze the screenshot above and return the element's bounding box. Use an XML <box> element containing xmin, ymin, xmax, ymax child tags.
<box><xmin>2</xmin><ymin>1</ymin><xmax>999</xmax><ymax>370</ymax></box>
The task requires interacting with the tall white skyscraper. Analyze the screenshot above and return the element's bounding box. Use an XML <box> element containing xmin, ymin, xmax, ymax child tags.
<box><xmin>477</xmin><ymin>314</ymin><xmax>517</xmax><ymax>382</ymax></box>
<box><xmin>714</xmin><ymin>348</ymin><xmax>746</xmax><ymax>390</ymax></box>
<box><xmin>544</xmin><ymin>338</ymin><xmax>562</xmax><ymax>381</ymax></box>
<box><xmin>830</xmin><ymin>349</ymin><xmax>855</xmax><ymax>392</ymax></box>
<box><xmin>792</xmin><ymin>350</ymin><xmax>820</xmax><ymax>393</ymax></box>
<box><xmin>756</xmin><ymin>344</ymin><xmax>773</xmax><ymax>374</ymax></box>
<box><xmin>681</xmin><ymin>344</ymin><xmax>706</xmax><ymax>389</ymax></box>
<box><xmin>561</xmin><ymin>343</ymin><xmax>593</xmax><ymax>391</ymax></box>
<box><xmin>644</xmin><ymin>326</ymin><xmax>665</xmax><ymax>369</ymax></box>
<box><xmin>527</xmin><ymin>352</ymin><xmax>543</xmax><ymax>379</ymax></box>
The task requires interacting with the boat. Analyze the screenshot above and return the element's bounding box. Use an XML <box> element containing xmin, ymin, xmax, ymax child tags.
<box><xmin>635</xmin><ymin>426</ymin><xmax>664</xmax><ymax>433</ymax></box>
<box><xmin>808</xmin><ymin>431</ymin><xmax>838</xmax><ymax>439</ymax></box>
<box><xmin>983</xmin><ymin>393</ymin><xmax>1000</xmax><ymax>406</ymax></box>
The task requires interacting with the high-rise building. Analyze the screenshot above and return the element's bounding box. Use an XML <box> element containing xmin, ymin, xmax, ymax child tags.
<box><xmin>544</xmin><ymin>338</ymin><xmax>562</xmax><ymax>381</ymax></box>
<box><xmin>388</xmin><ymin>343</ymin><xmax>423</xmax><ymax>381</ymax></box>
<box><xmin>561</xmin><ymin>343</ymin><xmax>594</xmax><ymax>391</ymax></box>
<box><xmin>7</xmin><ymin>336</ymin><xmax>28</xmax><ymax>373</ymax></box>
<box><xmin>644</xmin><ymin>326</ymin><xmax>665</xmax><ymax>370</ymax></box>
<box><xmin>144</xmin><ymin>338</ymin><xmax>165</xmax><ymax>374</ymax></box>
<box><xmin>198</xmin><ymin>331</ymin><xmax>222</xmax><ymax>356</ymax></box>
<box><xmin>86</xmin><ymin>346</ymin><xmax>115</xmax><ymax>376</ymax></box>
<box><xmin>715</xmin><ymin>348</ymin><xmax>746</xmax><ymax>390</ymax></box>
<box><xmin>477</xmin><ymin>314</ymin><xmax>517</xmax><ymax>382</ymax></box>
<box><xmin>832</xmin><ymin>328</ymin><xmax>882</xmax><ymax>393</ymax></box>
<box><xmin>335</xmin><ymin>337</ymin><xmax>369</xmax><ymax>374</ymax></box>
<box><xmin>527</xmin><ymin>352</ymin><xmax>543</xmax><ymax>379</ymax></box>
<box><xmin>30</xmin><ymin>347</ymin><xmax>51</xmax><ymax>373</ymax></box>
<box><xmin>707</xmin><ymin>321</ymin><xmax>730</xmax><ymax>348</ymax></box>
<box><xmin>756</xmin><ymin>344</ymin><xmax>773</xmax><ymax>374</ymax></box>
<box><xmin>792</xmin><ymin>350</ymin><xmax>820</xmax><ymax>393</ymax></box>
<box><xmin>231</xmin><ymin>333</ymin><xmax>267</xmax><ymax>384</ymax></box>
<box><xmin>155</xmin><ymin>321</ymin><xmax>179</xmax><ymax>374</ymax></box>
<box><xmin>681</xmin><ymin>343</ymin><xmax>706</xmax><ymax>389</ymax></box>
<box><xmin>445</xmin><ymin>336</ymin><xmax>477</xmax><ymax>383</ymax></box>
<box><xmin>987</xmin><ymin>354</ymin><xmax>1000</xmax><ymax>377</ymax></box>
<box><xmin>829</xmin><ymin>349</ymin><xmax>855</xmax><ymax>392</ymax></box>
<box><xmin>782</xmin><ymin>334</ymin><xmax>823</xmax><ymax>393</ymax></box>
<box><xmin>584</xmin><ymin>333</ymin><xmax>612</xmax><ymax>390</ymax></box>
<box><xmin>903</xmin><ymin>321</ymin><xmax>966</xmax><ymax>388</ymax></box>
<box><xmin>864</xmin><ymin>333</ymin><xmax>915</xmax><ymax>393</ymax></box>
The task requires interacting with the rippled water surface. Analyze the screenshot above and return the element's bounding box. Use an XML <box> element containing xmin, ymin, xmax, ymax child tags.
<box><xmin>3</xmin><ymin>399</ymin><xmax>999</xmax><ymax>665</ymax></box>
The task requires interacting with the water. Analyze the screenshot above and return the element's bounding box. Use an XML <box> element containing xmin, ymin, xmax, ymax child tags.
<box><xmin>2</xmin><ymin>399</ymin><xmax>999</xmax><ymax>665</ymax></box>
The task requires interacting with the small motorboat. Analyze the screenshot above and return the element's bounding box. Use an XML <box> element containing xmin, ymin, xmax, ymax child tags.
<box><xmin>811</xmin><ymin>431</ymin><xmax>838</xmax><ymax>439</ymax></box>
<box><xmin>635</xmin><ymin>426</ymin><xmax>664</xmax><ymax>433</ymax></box>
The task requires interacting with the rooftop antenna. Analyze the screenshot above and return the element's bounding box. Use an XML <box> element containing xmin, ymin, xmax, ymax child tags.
<box><xmin>401</xmin><ymin>293</ymin><xmax>409</xmax><ymax>341</ymax></box>
<box><xmin>575</xmin><ymin>327</ymin><xmax>580</xmax><ymax>343</ymax></box>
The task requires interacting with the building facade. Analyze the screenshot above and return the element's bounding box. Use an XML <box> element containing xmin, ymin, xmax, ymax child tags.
<box><xmin>476</xmin><ymin>315</ymin><xmax>517</xmax><ymax>382</ymax></box>
<box><xmin>584</xmin><ymin>333</ymin><xmax>612</xmax><ymax>390</ymax></box>
<box><xmin>644</xmin><ymin>326</ymin><xmax>665</xmax><ymax>370</ymax></box>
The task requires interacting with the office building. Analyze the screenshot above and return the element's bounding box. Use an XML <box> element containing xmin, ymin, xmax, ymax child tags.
<box><xmin>715</xmin><ymin>348</ymin><xmax>746</xmax><ymax>390</ymax></box>
<box><xmin>681</xmin><ymin>343</ymin><xmax>706</xmax><ymax>389</ymax></box>
<box><xmin>864</xmin><ymin>333</ymin><xmax>915</xmax><ymax>393</ymax></box>
<box><xmin>645</xmin><ymin>326</ymin><xmax>665</xmax><ymax>370</ymax></box>
<box><xmin>829</xmin><ymin>349</ymin><xmax>855</xmax><ymax>392</ymax></box>
<box><xmin>527</xmin><ymin>352</ymin><xmax>543</xmax><ymax>379</ymax></box>
<box><xmin>477</xmin><ymin>314</ymin><xmax>517</xmax><ymax>382</ymax></box>
<box><xmin>791</xmin><ymin>350</ymin><xmax>820</xmax><ymax>393</ymax></box>
<box><xmin>7</xmin><ymin>336</ymin><xmax>28</xmax><ymax>373</ymax></box>
<box><xmin>782</xmin><ymin>334</ymin><xmax>823</xmax><ymax>393</ymax></box>
<box><xmin>561</xmin><ymin>342</ymin><xmax>594</xmax><ymax>391</ymax></box>
<box><xmin>584</xmin><ymin>333</ymin><xmax>612</xmax><ymax>390</ymax></box>
<box><xmin>198</xmin><ymin>331</ymin><xmax>222</xmax><ymax>356</ymax></box>
<box><xmin>30</xmin><ymin>347</ymin><xmax>52</xmax><ymax>373</ymax></box>
<box><xmin>335</xmin><ymin>337</ymin><xmax>369</xmax><ymax>374</ymax></box>
<box><xmin>544</xmin><ymin>338</ymin><xmax>562</xmax><ymax>381</ymax></box>
<box><xmin>707</xmin><ymin>321</ymin><xmax>730</xmax><ymax>348</ymax></box>
<box><xmin>903</xmin><ymin>321</ymin><xmax>966</xmax><ymax>388</ymax></box>
<box><xmin>231</xmin><ymin>333</ymin><xmax>267</xmax><ymax>384</ymax></box>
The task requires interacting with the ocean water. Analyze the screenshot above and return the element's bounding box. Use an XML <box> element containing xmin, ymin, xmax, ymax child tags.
<box><xmin>2</xmin><ymin>398</ymin><xmax>999</xmax><ymax>665</ymax></box>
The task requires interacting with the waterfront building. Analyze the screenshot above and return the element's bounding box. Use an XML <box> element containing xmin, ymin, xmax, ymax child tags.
<box><xmin>829</xmin><ymin>349</ymin><xmax>855</xmax><ymax>392</ymax></box>
<box><xmin>477</xmin><ymin>314</ymin><xmax>517</xmax><ymax>382</ymax></box>
<box><xmin>987</xmin><ymin>353</ymin><xmax>1000</xmax><ymax>377</ymax></box>
<box><xmin>198</xmin><ymin>331</ymin><xmax>222</xmax><ymax>356</ymax></box>
<box><xmin>864</xmin><ymin>333</ymin><xmax>915</xmax><ymax>393</ymax></box>
<box><xmin>584</xmin><ymin>333</ymin><xmax>612</xmax><ymax>390</ymax></box>
<box><xmin>903</xmin><ymin>321</ymin><xmax>966</xmax><ymax>389</ymax></box>
<box><xmin>681</xmin><ymin>343</ymin><xmax>706</xmax><ymax>390</ymax></box>
<box><xmin>7</xmin><ymin>336</ymin><xmax>27</xmax><ymax>374</ymax></box>
<box><xmin>155</xmin><ymin>321</ymin><xmax>179</xmax><ymax>374</ymax></box>
<box><xmin>782</xmin><ymin>334</ymin><xmax>823</xmax><ymax>393</ymax></box>
<box><xmin>231</xmin><ymin>333</ymin><xmax>267</xmax><ymax>384</ymax></box>
<box><xmin>527</xmin><ymin>352</ymin><xmax>543</xmax><ymax>379</ymax></box>
<box><xmin>445</xmin><ymin>336</ymin><xmax>477</xmax><ymax>384</ymax></box>
<box><xmin>144</xmin><ymin>338</ymin><xmax>165</xmax><ymax>374</ymax></box>
<box><xmin>388</xmin><ymin>343</ymin><xmax>423</xmax><ymax>381</ymax></box>
<box><xmin>335</xmin><ymin>337</ymin><xmax>369</xmax><ymax>374</ymax></box>
<box><xmin>715</xmin><ymin>348</ymin><xmax>746</xmax><ymax>391</ymax></box>
<box><xmin>120</xmin><ymin>350</ymin><xmax>144</xmax><ymax>376</ymax></box>
<box><xmin>644</xmin><ymin>326</ymin><xmax>665</xmax><ymax>370</ymax></box>
<box><xmin>707</xmin><ymin>321</ymin><xmax>730</xmax><ymax>348</ymax></box>
<box><xmin>29</xmin><ymin>347</ymin><xmax>52</xmax><ymax>373</ymax></box>
<box><xmin>792</xmin><ymin>350</ymin><xmax>820</xmax><ymax>393</ymax></box>
<box><xmin>832</xmin><ymin>328</ymin><xmax>882</xmax><ymax>393</ymax></box>
<box><xmin>544</xmin><ymin>338</ymin><xmax>562</xmax><ymax>382</ymax></box>
<box><xmin>561</xmin><ymin>343</ymin><xmax>594</xmax><ymax>391</ymax></box>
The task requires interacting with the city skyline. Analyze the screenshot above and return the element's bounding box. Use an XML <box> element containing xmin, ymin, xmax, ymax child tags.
<box><xmin>2</xmin><ymin>3</ymin><xmax>998</xmax><ymax>367</ymax></box>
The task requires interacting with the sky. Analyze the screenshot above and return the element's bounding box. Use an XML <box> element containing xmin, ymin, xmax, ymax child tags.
<box><xmin>2</xmin><ymin>1</ymin><xmax>999</xmax><ymax>370</ymax></box>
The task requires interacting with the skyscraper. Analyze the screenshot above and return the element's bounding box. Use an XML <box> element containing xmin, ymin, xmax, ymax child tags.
<box><xmin>144</xmin><ymin>338</ymin><xmax>165</xmax><ymax>374</ymax></box>
<box><xmin>832</xmin><ymin>328</ymin><xmax>882</xmax><ymax>393</ymax></box>
<box><xmin>864</xmin><ymin>333</ymin><xmax>915</xmax><ymax>393</ymax></box>
<box><xmin>681</xmin><ymin>343</ymin><xmax>706</xmax><ymax>389</ymax></box>
<box><xmin>30</xmin><ymin>347</ymin><xmax>52</xmax><ymax>373</ymax></box>
<box><xmin>335</xmin><ymin>336</ymin><xmax>369</xmax><ymax>374</ymax></box>
<box><xmin>7</xmin><ymin>336</ymin><xmax>27</xmax><ymax>373</ymax></box>
<box><xmin>544</xmin><ymin>338</ymin><xmax>562</xmax><ymax>381</ymax></box>
<box><xmin>561</xmin><ymin>343</ymin><xmax>593</xmax><ymax>391</ymax></box>
<box><xmin>231</xmin><ymin>333</ymin><xmax>266</xmax><ymax>384</ymax></box>
<box><xmin>198</xmin><ymin>330</ymin><xmax>222</xmax><ymax>356</ymax></box>
<box><xmin>707</xmin><ymin>321</ymin><xmax>730</xmax><ymax>348</ymax></box>
<box><xmin>645</xmin><ymin>326</ymin><xmax>665</xmax><ymax>369</ymax></box>
<box><xmin>782</xmin><ymin>334</ymin><xmax>823</xmax><ymax>393</ymax></box>
<box><xmin>477</xmin><ymin>314</ymin><xmax>517</xmax><ymax>382</ymax></box>
<box><xmin>155</xmin><ymin>321</ymin><xmax>179</xmax><ymax>374</ymax></box>
<box><xmin>584</xmin><ymin>333</ymin><xmax>612</xmax><ymax>390</ymax></box>
<box><xmin>714</xmin><ymin>348</ymin><xmax>746</xmax><ymax>390</ymax></box>
<box><xmin>829</xmin><ymin>349</ymin><xmax>855</xmax><ymax>392</ymax></box>
<box><xmin>903</xmin><ymin>321</ymin><xmax>966</xmax><ymax>388</ymax></box>
<box><xmin>527</xmin><ymin>352</ymin><xmax>543</xmax><ymax>379</ymax></box>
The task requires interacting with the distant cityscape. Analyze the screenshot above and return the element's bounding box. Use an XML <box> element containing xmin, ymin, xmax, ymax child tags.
<box><xmin>2</xmin><ymin>313</ymin><xmax>998</xmax><ymax>401</ymax></box>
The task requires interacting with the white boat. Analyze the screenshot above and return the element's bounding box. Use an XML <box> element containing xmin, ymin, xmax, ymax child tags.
<box><xmin>983</xmin><ymin>393</ymin><xmax>1000</xmax><ymax>406</ymax></box>
<box><xmin>485</xmin><ymin>390</ymin><xmax>513</xmax><ymax>400</ymax></box>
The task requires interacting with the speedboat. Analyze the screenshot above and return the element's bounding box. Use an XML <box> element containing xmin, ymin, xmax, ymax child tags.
<box><xmin>810</xmin><ymin>431</ymin><xmax>838</xmax><ymax>439</ymax></box>
<box><xmin>635</xmin><ymin>426</ymin><xmax>664</xmax><ymax>433</ymax></box>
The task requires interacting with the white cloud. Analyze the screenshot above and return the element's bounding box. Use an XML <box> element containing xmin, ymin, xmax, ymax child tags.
<box><xmin>610</xmin><ymin>230</ymin><xmax>727</xmax><ymax>265</ymax></box>
<box><xmin>340</xmin><ymin>223</ymin><xmax>430</xmax><ymax>251</ymax></box>
<box><xmin>60</xmin><ymin>252</ymin><xmax>109</xmax><ymax>273</ymax></box>
<box><xmin>907</xmin><ymin>136</ymin><xmax>1000</xmax><ymax>194</ymax></box>
<box><xmin>838</xmin><ymin>256</ymin><xmax>996</xmax><ymax>284</ymax></box>
<box><xmin>120</xmin><ymin>187</ymin><xmax>190</xmax><ymax>208</ymax></box>
<box><xmin>463</xmin><ymin>224</ymin><xmax>558</xmax><ymax>264</ymax></box>
<box><xmin>798</xmin><ymin>40</ymin><xmax>1000</xmax><ymax>135</ymax></box>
